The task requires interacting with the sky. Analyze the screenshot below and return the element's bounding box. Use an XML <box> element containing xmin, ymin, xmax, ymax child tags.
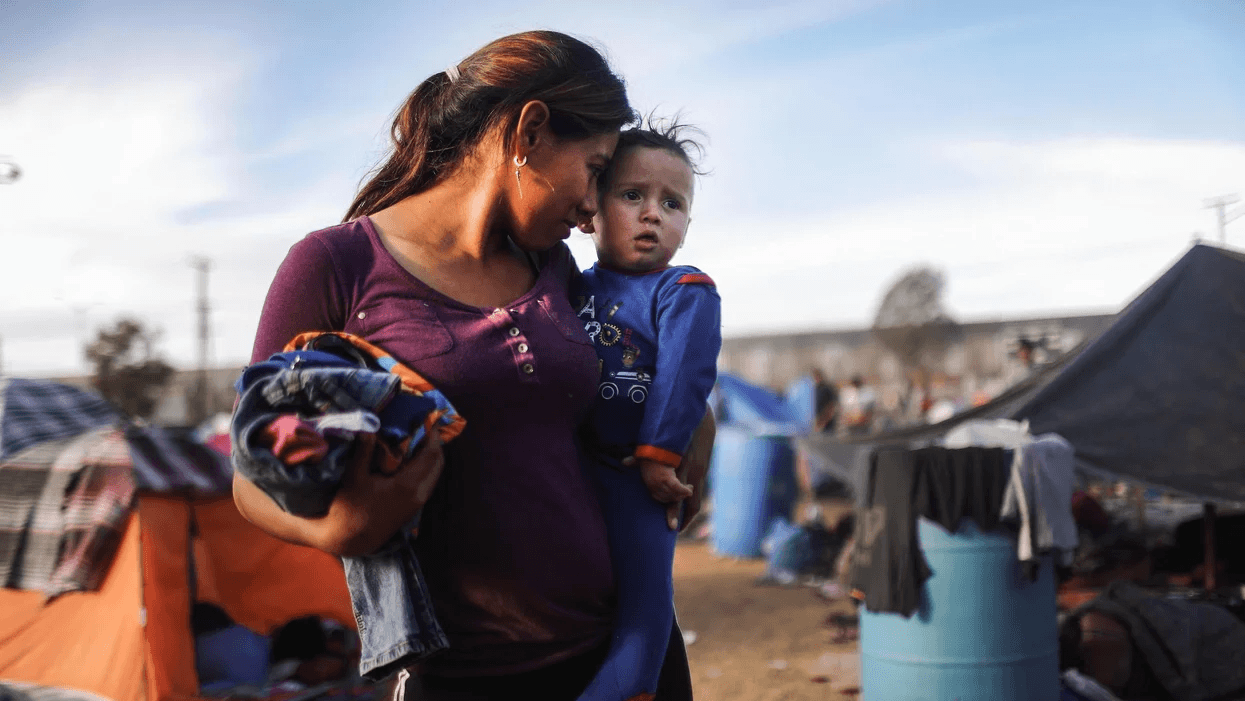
<box><xmin>1</xmin><ymin>0</ymin><xmax>1243</xmax><ymax>376</ymax></box>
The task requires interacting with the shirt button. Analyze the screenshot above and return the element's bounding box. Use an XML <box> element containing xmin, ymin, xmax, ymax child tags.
<box><xmin>522</xmin><ymin>363</ymin><xmax>534</xmax><ymax>375</ymax></box>
<box><xmin>356</xmin><ymin>311</ymin><xmax>366</xmax><ymax>320</ymax></box>
<box><xmin>517</xmin><ymin>343</ymin><xmax>529</xmax><ymax>353</ymax></box>
<box><xmin>509</xmin><ymin>327</ymin><xmax>521</xmax><ymax>337</ymax></box>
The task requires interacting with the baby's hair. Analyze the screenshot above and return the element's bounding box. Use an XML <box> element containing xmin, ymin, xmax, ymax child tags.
<box><xmin>603</xmin><ymin>112</ymin><xmax>708</xmax><ymax>192</ymax></box>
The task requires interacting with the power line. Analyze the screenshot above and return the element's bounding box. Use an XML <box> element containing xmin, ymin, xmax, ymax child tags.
<box><xmin>1226</xmin><ymin>204</ymin><xmax>1245</xmax><ymax>226</ymax></box>
<box><xmin>1204</xmin><ymin>194</ymin><xmax>1241</xmax><ymax>244</ymax></box>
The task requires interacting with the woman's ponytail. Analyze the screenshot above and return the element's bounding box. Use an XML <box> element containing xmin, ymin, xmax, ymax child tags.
<box><xmin>344</xmin><ymin>31</ymin><xmax>634</xmax><ymax>222</ymax></box>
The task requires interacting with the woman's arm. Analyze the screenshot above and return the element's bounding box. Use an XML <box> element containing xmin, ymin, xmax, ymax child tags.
<box><xmin>234</xmin><ymin>432</ymin><xmax>445</xmax><ymax>557</ymax></box>
<box><xmin>250</xmin><ymin>235</ymin><xmax>348</xmax><ymax>364</ymax></box>
<box><xmin>236</xmin><ymin>232</ymin><xmax>442</xmax><ymax>556</ymax></box>
<box><xmin>669</xmin><ymin>407</ymin><xmax>715</xmax><ymax>531</ymax></box>
<box><xmin>233</xmin><ymin>472</ymin><xmax>347</xmax><ymax>552</ymax></box>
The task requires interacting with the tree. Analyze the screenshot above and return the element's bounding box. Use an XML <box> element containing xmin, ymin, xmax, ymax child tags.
<box><xmin>84</xmin><ymin>317</ymin><xmax>175</xmax><ymax>420</ymax></box>
<box><xmin>871</xmin><ymin>266</ymin><xmax>961</xmax><ymax>378</ymax></box>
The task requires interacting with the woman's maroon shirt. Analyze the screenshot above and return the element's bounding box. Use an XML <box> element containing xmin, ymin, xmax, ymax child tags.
<box><xmin>250</xmin><ymin>217</ymin><xmax>613</xmax><ymax>676</ymax></box>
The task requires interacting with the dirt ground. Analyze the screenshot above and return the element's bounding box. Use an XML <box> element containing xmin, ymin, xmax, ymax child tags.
<box><xmin>673</xmin><ymin>541</ymin><xmax>861</xmax><ymax>701</ymax></box>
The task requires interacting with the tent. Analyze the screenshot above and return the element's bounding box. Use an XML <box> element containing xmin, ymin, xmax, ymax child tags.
<box><xmin>800</xmin><ymin>243</ymin><xmax>1245</xmax><ymax>503</ymax></box>
<box><xmin>0</xmin><ymin>382</ymin><xmax>354</xmax><ymax>701</ymax></box>
<box><xmin>1014</xmin><ymin>243</ymin><xmax>1245</xmax><ymax>501</ymax></box>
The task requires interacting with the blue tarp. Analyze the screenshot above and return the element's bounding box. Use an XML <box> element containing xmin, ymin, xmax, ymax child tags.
<box><xmin>781</xmin><ymin>376</ymin><xmax>817</xmax><ymax>431</ymax></box>
<box><xmin>713</xmin><ymin>373</ymin><xmax>806</xmax><ymax>436</ymax></box>
<box><xmin>0</xmin><ymin>378</ymin><xmax>119</xmax><ymax>460</ymax></box>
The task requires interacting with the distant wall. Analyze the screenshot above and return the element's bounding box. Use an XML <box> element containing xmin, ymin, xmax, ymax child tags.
<box><xmin>46</xmin><ymin>312</ymin><xmax>1117</xmax><ymax>427</ymax></box>
<box><xmin>718</xmin><ymin>312</ymin><xmax>1117</xmax><ymax>408</ymax></box>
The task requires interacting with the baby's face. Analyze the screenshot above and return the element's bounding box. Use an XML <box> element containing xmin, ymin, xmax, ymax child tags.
<box><xmin>588</xmin><ymin>146</ymin><xmax>693</xmax><ymax>273</ymax></box>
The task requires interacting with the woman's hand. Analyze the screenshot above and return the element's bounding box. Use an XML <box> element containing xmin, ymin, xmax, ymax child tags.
<box><xmin>672</xmin><ymin>408</ymin><xmax>715</xmax><ymax>531</ymax></box>
<box><xmin>622</xmin><ymin>408</ymin><xmax>716</xmax><ymax>531</ymax></box>
<box><xmin>639</xmin><ymin>460</ymin><xmax>694</xmax><ymax>504</ymax></box>
<box><xmin>328</xmin><ymin>429</ymin><xmax>445</xmax><ymax>556</ymax></box>
<box><xmin>233</xmin><ymin>428</ymin><xmax>445</xmax><ymax>557</ymax></box>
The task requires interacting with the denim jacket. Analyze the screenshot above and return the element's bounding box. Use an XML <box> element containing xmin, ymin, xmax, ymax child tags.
<box><xmin>231</xmin><ymin>332</ymin><xmax>465</xmax><ymax>680</ymax></box>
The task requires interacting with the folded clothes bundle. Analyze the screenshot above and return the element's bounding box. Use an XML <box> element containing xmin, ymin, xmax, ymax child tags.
<box><xmin>232</xmin><ymin>331</ymin><xmax>464</xmax><ymax>517</ymax></box>
<box><xmin>230</xmin><ymin>330</ymin><xmax>466</xmax><ymax>679</ymax></box>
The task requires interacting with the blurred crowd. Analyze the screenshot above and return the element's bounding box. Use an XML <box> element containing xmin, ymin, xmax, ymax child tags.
<box><xmin>805</xmin><ymin>338</ymin><xmax>1045</xmax><ymax>437</ymax></box>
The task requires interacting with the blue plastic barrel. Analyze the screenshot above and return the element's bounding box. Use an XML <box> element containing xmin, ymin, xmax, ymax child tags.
<box><xmin>709</xmin><ymin>425</ymin><xmax>799</xmax><ymax>558</ymax></box>
<box><xmin>860</xmin><ymin>518</ymin><xmax>1059</xmax><ymax>701</ymax></box>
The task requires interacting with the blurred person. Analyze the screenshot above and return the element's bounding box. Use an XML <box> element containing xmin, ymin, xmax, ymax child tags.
<box><xmin>927</xmin><ymin>398</ymin><xmax>958</xmax><ymax>424</ymax></box>
<box><xmin>840</xmin><ymin>375</ymin><xmax>877</xmax><ymax>436</ymax></box>
<box><xmin>1016</xmin><ymin>338</ymin><xmax>1038</xmax><ymax>368</ymax></box>
<box><xmin>1071</xmin><ymin>489</ymin><xmax>1111</xmax><ymax>539</ymax></box>
<box><xmin>898</xmin><ymin>378</ymin><xmax>934</xmax><ymax>425</ymax></box>
<box><xmin>231</xmin><ymin>31</ymin><xmax>712</xmax><ymax>701</ymax></box>
<box><xmin>1001</xmin><ymin>338</ymin><xmax>1040</xmax><ymax>389</ymax></box>
<box><xmin>811</xmin><ymin>368</ymin><xmax>839</xmax><ymax>433</ymax></box>
<box><xmin>573</xmin><ymin>116</ymin><xmax>721</xmax><ymax>701</ymax></box>
<box><xmin>268</xmin><ymin>616</ymin><xmax>359</xmax><ymax>688</ymax></box>
<box><xmin>192</xmin><ymin>603</ymin><xmax>270</xmax><ymax>692</ymax></box>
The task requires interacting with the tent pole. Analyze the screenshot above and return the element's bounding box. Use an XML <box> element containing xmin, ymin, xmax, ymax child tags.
<box><xmin>1204</xmin><ymin>502</ymin><xmax>1217</xmax><ymax>593</ymax></box>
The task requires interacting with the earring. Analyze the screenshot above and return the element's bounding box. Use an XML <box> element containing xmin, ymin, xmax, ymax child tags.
<box><xmin>513</xmin><ymin>155</ymin><xmax>527</xmax><ymax>199</ymax></box>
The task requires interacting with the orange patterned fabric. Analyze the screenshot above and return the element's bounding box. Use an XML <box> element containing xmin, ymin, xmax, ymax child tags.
<box><xmin>284</xmin><ymin>330</ymin><xmax>466</xmax><ymax>442</ymax></box>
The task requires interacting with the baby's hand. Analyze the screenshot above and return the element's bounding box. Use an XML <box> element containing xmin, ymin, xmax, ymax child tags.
<box><xmin>639</xmin><ymin>459</ymin><xmax>694</xmax><ymax>504</ymax></box>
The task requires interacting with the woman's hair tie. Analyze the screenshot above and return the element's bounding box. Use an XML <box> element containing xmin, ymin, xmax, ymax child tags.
<box><xmin>445</xmin><ymin>64</ymin><xmax>461</xmax><ymax>83</ymax></box>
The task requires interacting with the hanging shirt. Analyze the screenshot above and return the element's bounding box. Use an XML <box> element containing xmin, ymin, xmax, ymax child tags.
<box><xmin>850</xmin><ymin>446</ymin><xmax>1012</xmax><ymax>617</ymax></box>
<box><xmin>1001</xmin><ymin>434</ymin><xmax>1079</xmax><ymax>569</ymax></box>
<box><xmin>572</xmin><ymin>264</ymin><xmax>722</xmax><ymax>468</ymax></box>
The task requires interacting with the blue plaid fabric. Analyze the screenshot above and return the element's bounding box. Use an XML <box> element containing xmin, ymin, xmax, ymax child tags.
<box><xmin>0</xmin><ymin>379</ymin><xmax>119</xmax><ymax>461</ymax></box>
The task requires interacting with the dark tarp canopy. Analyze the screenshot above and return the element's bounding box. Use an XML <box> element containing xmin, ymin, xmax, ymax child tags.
<box><xmin>1016</xmin><ymin>243</ymin><xmax>1245</xmax><ymax>501</ymax></box>
<box><xmin>800</xmin><ymin>244</ymin><xmax>1245</xmax><ymax>503</ymax></box>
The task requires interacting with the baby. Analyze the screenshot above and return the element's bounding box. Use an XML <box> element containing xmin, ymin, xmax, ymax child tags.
<box><xmin>573</xmin><ymin>119</ymin><xmax>722</xmax><ymax>700</ymax></box>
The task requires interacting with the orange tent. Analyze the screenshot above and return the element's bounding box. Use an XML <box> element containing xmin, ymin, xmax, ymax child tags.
<box><xmin>0</xmin><ymin>485</ymin><xmax>354</xmax><ymax>701</ymax></box>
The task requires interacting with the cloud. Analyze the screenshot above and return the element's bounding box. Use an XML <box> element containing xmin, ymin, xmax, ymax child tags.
<box><xmin>571</xmin><ymin>0</ymin><xmax>895</xmax><ymax>78</ymax></box>
<box><xmin>3</xmin><ymin>3</ymin><xmax>1241</xmax><ymax>379</ymax></box>
<box><xmin>0</xmin><ymin>0</ymin><xmax>902</xmax><ymax>377</ymax></box>
<box><xmin>0</xmin><ymin>31</ymin><xmax>343</xmax><ymax>377</ymax></box>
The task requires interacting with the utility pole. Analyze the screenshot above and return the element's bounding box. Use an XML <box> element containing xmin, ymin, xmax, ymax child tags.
<box><xmin>1</xmin><ymin>157</ymin><xmax>18</xmax><ymax>378</ymax></box>
<box><xmin>1203</xmin><ymin>194</ymin><xmax>1241</xmax><ymax>244</ymax></box>
<box><xmin>2</xmin><ymin>157</ymin><xmax>18</xmax><ymax>377</ymax></box>
<box><xmin>188</xmin><ymin>256</ymin><xmax>211</xmax><ymax>424</ymax></box>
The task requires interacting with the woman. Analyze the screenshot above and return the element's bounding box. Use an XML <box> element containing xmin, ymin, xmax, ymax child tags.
<box><xmin>232</xmin><ymin>30</ymin><xmax>711</xmax><ymax>700</ymax></box>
